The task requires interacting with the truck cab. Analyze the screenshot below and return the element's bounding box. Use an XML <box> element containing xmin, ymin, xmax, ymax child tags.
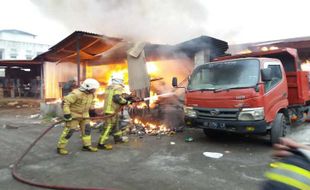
<box><xmin>173</xmin><ymin>48</ymin><xmax>310</xmax><ymax>144</ymax></box>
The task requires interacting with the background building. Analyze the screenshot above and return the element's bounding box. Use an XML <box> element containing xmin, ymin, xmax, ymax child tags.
<box><xmin>0</xmin><ymin>29</ymin><xmax>50</xmax><ymax>98</ymax></box>
<box><xmin>0</xmin><ymin>29</ymin><xmax>50</xmax><ymax>60</ymax></box>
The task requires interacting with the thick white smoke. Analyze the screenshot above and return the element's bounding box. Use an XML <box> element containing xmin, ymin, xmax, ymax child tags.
<box><xmin>31</xmin><ymin>0</ymin><xmax>208</xmax><ymax>44</ymax></box>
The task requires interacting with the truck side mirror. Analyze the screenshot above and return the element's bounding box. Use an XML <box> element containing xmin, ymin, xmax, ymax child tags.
<box><xmin>261</xmin><ymin>68</ymin><xmax>272</xmax><ymax>81</ymax></box>
<box><xmin>172</xmin><ymin>77</ymin><xmax>178</xmax><ymax>87</ymax></box>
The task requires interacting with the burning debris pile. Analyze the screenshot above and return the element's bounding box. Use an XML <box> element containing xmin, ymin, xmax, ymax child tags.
<box><xmin>122</xmin><ymin>90</ymin><xmax>184</xmax><ymax>137</ymax></box>
<box><xmin>130</xmin><ymin>118</ymin><xmax>174</xmax><ymax>136</ymax></box>
<box><xmin>127</xmin><ymin>106</ymin><xmax>183</xmax><ymax>138</ymax></box>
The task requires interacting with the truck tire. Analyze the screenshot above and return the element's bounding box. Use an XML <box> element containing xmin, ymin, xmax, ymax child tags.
<box><xmin>270</xmin><ymin>113</ymin><xmax>285</xmax><ymax>145</ymax></box>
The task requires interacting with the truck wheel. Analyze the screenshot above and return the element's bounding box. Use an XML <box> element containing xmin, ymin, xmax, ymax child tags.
<box><xmin>203</xmin><ymin>129</ymin><xmax>220</xmax><ymax>138</ymax></box>
<box><xmin>270</xmin><ymin>113</ymin><xmax>285</xmax><ymax>144</ymax></box>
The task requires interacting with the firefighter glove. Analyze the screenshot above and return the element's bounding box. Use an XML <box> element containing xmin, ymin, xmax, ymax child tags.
<box><xmin>132</xmin><ymin>97</ymin><xmax>143</xmax><ymax>103</ymax></box>
<box><xmin>89</xmin><ymin>109</ymin><xmax>97</xmax><ymax>117</ymax></box>
<box><xmin>123</xmin><ymin>94</ymin><xmax>143</xmax><ymax>103</ymax></box>
<box><xmin>122</xmin><ymin>93</ymin><xmax>134</xmax><ymax>101</ymax></box>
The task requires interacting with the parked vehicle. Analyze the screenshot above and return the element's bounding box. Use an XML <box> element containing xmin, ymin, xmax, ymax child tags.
<box><xmin>173</xmin><ymin>48</ymin><xmax>310</xmax><ymax>144</ymax></box>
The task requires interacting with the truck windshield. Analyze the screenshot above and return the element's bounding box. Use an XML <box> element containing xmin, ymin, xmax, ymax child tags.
<box><xmin>188</xmin><ymin>59</ymin><xmax>260</xmax><ymax>91</ymax></box>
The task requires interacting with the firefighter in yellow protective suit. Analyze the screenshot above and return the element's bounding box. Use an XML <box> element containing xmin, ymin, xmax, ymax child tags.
<box><xmin>97</xmin><ymin>73</ymin><xmax>131</xmax><ymax>150</ymax></box>
<box><xmin>57</xmin><ymin>78</ymin><xmax>100</xmax><ymax>155</ymax></box>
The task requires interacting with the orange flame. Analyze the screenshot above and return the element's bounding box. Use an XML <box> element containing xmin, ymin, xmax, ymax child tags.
<box><xmin>133</xmin><ymin>118</ymin><xmax>169</xmax><ymax>134</ymax></box>
<box><xmin>92</xmin><ymin>61</ymin><xmax>161</xmax><ymax>109</ymax></box>
<box><xmin>146</xmin><ymin>61</ymin><xmax>159</xmax><ymax>77</ymax></box>
<box><xmin>261</xmin><ymin>46</ymin><xmax>279</xmax><ymax>51</ymax></box>
<box><xmin>46</xmin><ymin>98</ymin><xmax>62</xmax><ymax>104</ymax></box>
<box><xmin>238</xmin><ymin>49</ymin><xmax>252</xmax><ymax>54</ymax></box>
<box><xmin>94</xmin><ymin>98</ymin><xmax>105</xmax><ymax>109</ymax></box>
<box><xmin>92</xmin><ymin>64</ymin><xmax>130</xmax><ymax>109</ymax></box>
<box><xmin>136</xmin><ymin>102</ymin><xmax>148</xmax><ymax>109</ymax></box>
<box><xmin>269</xmin><ymin>46</ymin><xmax>279</xmax><ymax>50</ymax></box>
<box><xmin>96</xmin><ymin>87</ymin><xmax>105</xmax><ymax>95</ymax></box>
<box><xmin>149</xmin><ymin>91</ymin><xmax>158</xmax><ymax>108</ymax></box>
<box><xmin>45</xmin><ymin>59</ymin><xmax>165</xmax><ymax>110</ymax></box>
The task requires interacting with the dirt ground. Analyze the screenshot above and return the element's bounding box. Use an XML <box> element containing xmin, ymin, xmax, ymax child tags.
<box><xmin>1</xmin><ymin>106</ymin><xmax>310</xmax><ymax>190</ymax></box>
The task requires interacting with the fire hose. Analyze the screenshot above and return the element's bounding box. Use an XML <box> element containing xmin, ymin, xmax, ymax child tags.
<box><xmin>11</xmin><ymin>114</ymin><xmax>119</xmax><ymax>190</ymax></box>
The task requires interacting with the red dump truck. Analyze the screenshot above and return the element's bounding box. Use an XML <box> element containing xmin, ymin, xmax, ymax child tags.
<box><xmin>173</xmin><ymin>48</ymin><xmax>310</xmax><ymax>144</ymax></box>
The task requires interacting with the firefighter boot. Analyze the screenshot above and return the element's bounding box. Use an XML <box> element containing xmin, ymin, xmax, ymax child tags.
<box><xmin>57</xmin><ymin>127</ymin><xmax>74</xmax><ymax>155</ymax></box>
<box><xmin>57</xmin><ymin>148</ymin><xmax>69</xmax><ymax>155</ymax></box>
<box><xmin>81</xmin><ymin>134</ymin><xmax>97</xmax><ymax>152</ymax></box>
<box><xmin>82</xmin><ymin>146</ymin><xmax>98</xmax><ymax>152</ymax></box>
<box><xmin>97</xmin><ymin>143</ymin><xmax>113</xmax><ymax>150</ymax></box>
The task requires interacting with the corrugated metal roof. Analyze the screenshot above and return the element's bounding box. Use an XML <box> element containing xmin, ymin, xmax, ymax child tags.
<box><xmin>216</xmin><ymin>48</ymin><xmax>298</xmax><ymax>61</ymax></box>
<box><xmin>144</xmin><ymin>36</ymin><xmax>228</xmax><ymax>60</ymax></box>
<box><xmin>33</xmin><ymin>31</ymin><xmax>228</xmax><ymax>64</ymax></box>
<box><xmin>34</xmin><ymin>31</ymin><xmax>122</xmax><ymax>62</ymax></box>
<box><xmin>253</xmin><ymin>36</ymin><xmax>310</xmax><ymax>47</ymax></box>
<box><xmin>175</xmin><ymin>36</ymin><xmax>228</xmax><ymax>56</ymax></box>
<box><xmin>230</xmin><ymin>36</ymin><xmax>310</xmax><ymax>55</ymax></box>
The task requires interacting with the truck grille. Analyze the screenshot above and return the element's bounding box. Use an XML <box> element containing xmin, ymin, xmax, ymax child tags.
<box><xmin>194</xmin><ymin>107</ymin><xmax>240</xmax><ymax>121</ymax></box>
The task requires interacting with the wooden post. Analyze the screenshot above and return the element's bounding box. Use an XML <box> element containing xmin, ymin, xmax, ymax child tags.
<box><xmin>40</xmin><ymin>62</ymin><xmax>44</xmax><ymax>99</ymax></box>
<box><xmin>76</xmin><ymin>34</ymin><xmax>81</xmax><ymax>85</ymax></box>
<box><xmin>82</xmin><ymin>61</ymin><xmax>87</xmax><ymax>81</ymax></box>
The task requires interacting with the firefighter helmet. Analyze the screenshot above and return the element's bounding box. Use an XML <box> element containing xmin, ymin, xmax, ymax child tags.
<box><xmin>80</xmin><ymin>78</ymin><xmax>100</xmax><ymax>91</ymax></box>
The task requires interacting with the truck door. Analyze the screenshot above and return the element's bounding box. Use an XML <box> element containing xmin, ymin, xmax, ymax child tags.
<box><xmin>263</xmin><ymin>61</ymin><xmax>287</xmax><ymax>122</ymax></box>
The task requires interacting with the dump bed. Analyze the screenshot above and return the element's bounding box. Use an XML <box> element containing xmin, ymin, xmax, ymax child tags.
<box><xmin>215</xmin><ymin>48</ymin><xmax>310</xmax><ymax>106</ymax></box>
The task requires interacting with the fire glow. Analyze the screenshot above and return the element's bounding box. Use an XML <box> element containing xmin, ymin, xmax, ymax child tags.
<box><xmin>94</xmin><ymin>98</ymin><xmax>105</xmax><ymax>109</ymax></box>
<box><xmin>238</xmin><ymin>46</ymin><xmax>279</xmax><ymax>55</ymax></box>
<box><xmin>238</xmin><ymin>49</ymin><xmax>252</xmax><ymax>54</ymax></box>
<box><xmin>93</xmin><ymin>61</ymin><xmax>161</xmax><ymax>109</ymax></box>
<box><xmin>261</xmin><ymin>46</ymin><xmax>279</xmax><ymax>51</ymax></box>
<box><xmin>46</xmin><ymin>98</ymin><xmax>62</xmax><ymax>104</ymax></box>
<box><xmin>45</xmin><ymin>58</ymin><xmax>186</xmax><ymax>113</ymax></box>
<box><xmin>132</xmin><ymin>118</ymin><xmax>170</xmax><ymax>135</ymax></box>
<box><xmin>135</xmin><ymin>102</ymin><xmax>148</xmax><ymax>109</ymax></box>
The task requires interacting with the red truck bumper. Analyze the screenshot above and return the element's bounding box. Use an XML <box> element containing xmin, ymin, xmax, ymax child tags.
<box><xmin>184</xmin><ymin>117</ymin><xmax>268</xmax><ymax>134</ymax></box>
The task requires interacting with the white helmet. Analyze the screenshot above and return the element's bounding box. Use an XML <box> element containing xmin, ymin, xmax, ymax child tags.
<box><xmin>111</xmin><ymin>73</ymin><xmax>124</xmax><ymax>85</ymax></box>
<box><xmin>80</xmin><ymin>78</ymin><xmax>100</xmax><ymax>91</ymax></box>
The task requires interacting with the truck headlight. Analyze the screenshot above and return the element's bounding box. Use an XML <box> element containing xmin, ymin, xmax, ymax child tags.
<box><xmin>238</xmin><ymin>107</ymin><xmax>264</xmax><ymax>121</ymax></box>
<box><xmin>184</xmin><ymin>106</ymin><xmax>197</xmax><ymax>118</ymax></box>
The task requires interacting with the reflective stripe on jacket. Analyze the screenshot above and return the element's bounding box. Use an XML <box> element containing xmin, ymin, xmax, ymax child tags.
<box><xmin>263</xmin><ymin>149</ymin><xmax>310</xmax><ymax>190</ymax></box>
<box><xmin>103</xmin><ymin>84</ymin><xmax>126</xmax><ymax>114</ymax></box>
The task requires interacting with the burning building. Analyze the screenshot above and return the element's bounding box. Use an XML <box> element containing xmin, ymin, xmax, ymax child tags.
<box><xmin>41</xmin><ymin>31</ymin><xmax>228</xmax><ymax>131</ymax></box>
<box><xmin>32</xmin><ymin>31</ymin><xmax>228</xmax><ymax>103</ymax></box>
<box><xmin>0</xmin><ymin>30</ymin><xmax>228</xmax><ymax>131</ymax></box>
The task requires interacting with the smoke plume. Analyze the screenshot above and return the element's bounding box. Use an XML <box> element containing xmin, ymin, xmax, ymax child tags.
<box><xmin>31</xmin><ymin>0</ymin><xmax>208</xmax><ymax>44</ymax></box>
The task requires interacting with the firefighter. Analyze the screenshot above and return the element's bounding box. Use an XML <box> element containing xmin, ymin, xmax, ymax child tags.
<box><xmin>62</xmin><ymin>77</ymin><xmax>77</xmax><ymax>96</ymax></box>
<box><xmin>97</xmin><ymin>73</ymin><xmax>132</xmax><ymax>150</ymax></box>
<box><xmin>57</xmin><ymin>78</ymin><xmax>100</xmax><ymax>155</ymax></box>
<box><xmin>262</xmin><ymin>138</ymin><xmax>310</xmax><ymax>189</ymax></box>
